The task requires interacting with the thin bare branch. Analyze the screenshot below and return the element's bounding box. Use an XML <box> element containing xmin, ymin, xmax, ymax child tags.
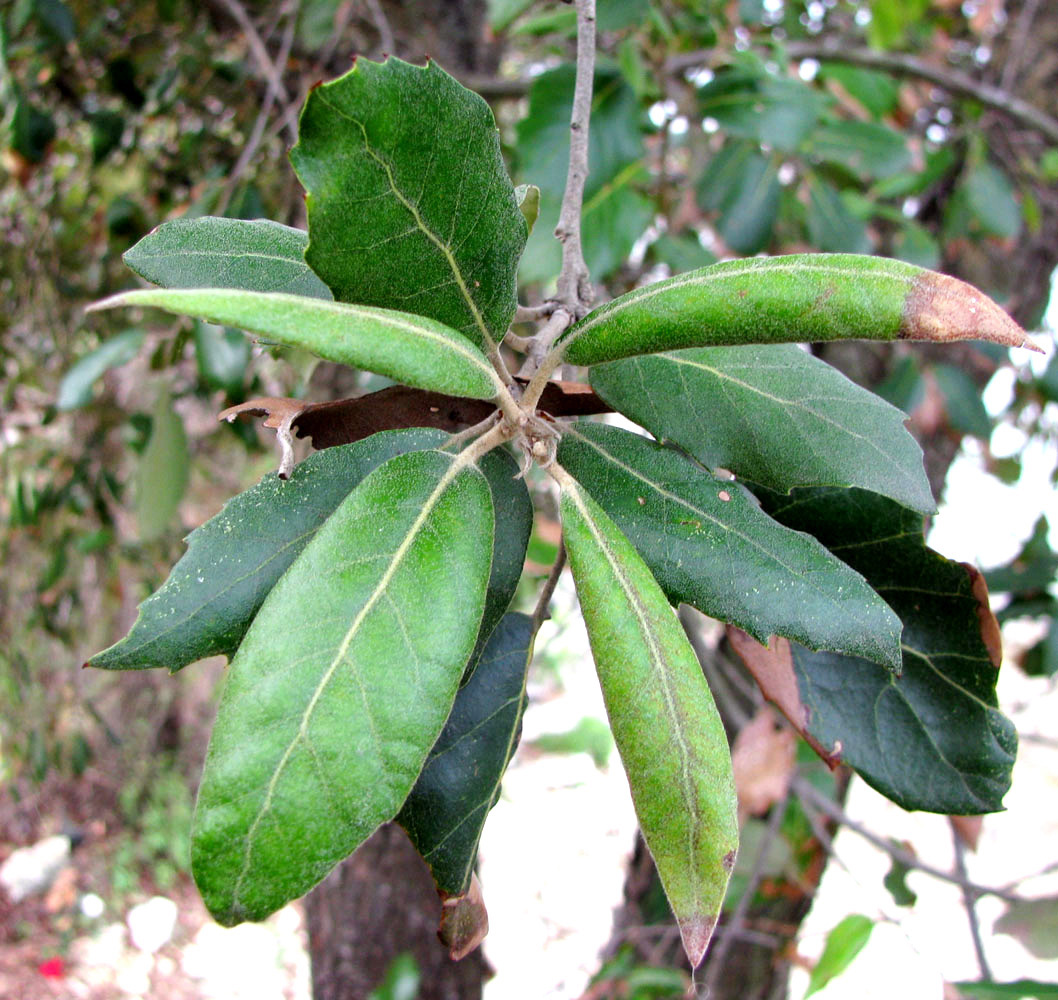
<box><xmin>779</xmin><ymin>42</ymin><xmax>1058</xmax><ymax>145</ymax></box>
<box><xmin>214</xmin><ymin>0</ymin><xmax>291</xmax><ymax>106</ymax></box>
<box><xmin>517</xmin><ymin>308</ymin><xmax>573</xmax><ymax>380</ymax></box>
<box><xmin>532</xmin><ymin>542</ymin><xmax>567</xmax><ymax>634</ymax></box>
<box><xmin>514</xmin><ymin>302</ymin><xmax>559</xmax><ymax>324</ymax></box>
<box><xmin>554</xmin><ymin>0</ymin><xmax>596</xmax><ymax>314</ymax></box>
<box><xmin>364</xmin><ymin>0</ymin><xmax>395</xmax><ymax>55</ymax></box>
<box><xmin>792</xmin><ymin>777</ymin><xmax>1023</xmax><ymax>903</ymax></box>
<box><xmin>951</xmin><ymin>818</ymin><xmax>993</xmax><ymax>980</ymax></box>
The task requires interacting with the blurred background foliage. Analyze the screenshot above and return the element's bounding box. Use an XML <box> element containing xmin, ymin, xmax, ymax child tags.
<box><xmin>2</xmin><ymin>0</ymin><xmax>1057</xmax><ymax>996</ymax></box>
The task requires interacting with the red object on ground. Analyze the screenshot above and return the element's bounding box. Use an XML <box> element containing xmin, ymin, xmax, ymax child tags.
<box><xmin>38</xmin><ymin>956</ymin><xmax>65</xmax><ymax>978</ymax></box>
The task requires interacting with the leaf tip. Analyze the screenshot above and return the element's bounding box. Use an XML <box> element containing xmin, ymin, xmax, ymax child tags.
<box><xmin>901</xmin><ymin>272</ymin><xmax>1038</xmax><ymax>352</ymax></box>
<box><xmin>439</xmin><ymin>874</ymin><xmax>489</xmax><ymax>961</ymax></box>
<box><xmin>678</xmin><ymin>913</ymin><xmax>717</xmax><ymax>968</ymax></box>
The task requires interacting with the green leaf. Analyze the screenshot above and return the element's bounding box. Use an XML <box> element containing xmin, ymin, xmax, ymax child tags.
<box><xmin>805</xmin><ymin>176</ymin><xmax>872</xmax><ymax>255</ymax></box>
<box><xmin>597</xmin><ymin>0</ymin><xmax>651</xmax><ymax>31</ymax></box>
<box><xmin>530</xmin><ymin>716</ymin><xmax>613</xmax><ymax>769</ymax></box>
<box><xmin>558</xmin><ymin>474</ymin><xmax>738</xmax><ymax>967</ymax></box>
<box><xmin>90</xmin><ymin>289</ymin><xmax>503</xmax><ymax>401</ymax></box>
<box><xmin>589</xmin><ymin>345</ymin><xmax>935</xmax><ymax>513</ymax></box>
<box><xmin>954</xmin><ymin>980</ymin><xmax>1058</xmax><ymax>999</ymax></box>
<box><xmin>892</xmin><ymin>222</ymin><xmax>941</xmax><ymax>270</ymax></box>
<box><xmin>698</xmin><ymin>70</ymin><xmax>824</xmax><ymax>152</ymax></box>
<box><xmin>88</xmin><ymin>428</ymin><xmax>449</xmax><ymax>673</ymax></box>
<box><xmin>557</xmin><ymin>421</ymin><xmax>902</xmax><ymax>667</ymax></box>
<box><xmin>191</xmin><ymin>449</ymin><xmax>495</xmax><ymax>924</ymax></box>
<box><xmin>932</xmin><ymin>362</ymin><xmax>992</xmax><ymax>439</ymax></box>
<box><xmin>556</xmin><ymin>254</ymin><xmax>1032</xmax><ymax>366</ymax></box>
<box><xmin>882</xmin><ymin>851</ymin><xmax>917</xmax><ymax>907</ymax></box>
<box><xmin>193</xmin><ymin>321</ymin><xmax>250</xmax><ymax>397</ymax></box>
<box><xmin>806</xmin><ymin>119</ymin><xmax>910</xmax><ymax>181</ymax></box>
<box><xmin>466</xmin><ymin>448</ymin><xmax>534</xmax><ymax>676</ymax></box>
<box><xmin>367</xmin><ymin>953</ymin><xmax>421</xmax><ymax>1000</ymax></box>
<box><xmin>816</xmin><ymin>64</ymin><xmax>900</xmax><ymax>119</ymax></box>
<box><xmin>123</xmin><ymin>217</ymin><xmax>332</xmax><ymax>299</ymax></box>
<box><xmin>1022</xmin><ymin>620</ymin><xmax>1058</xmax><ymax>678</ymax></box>
<box><xmin>805</xmin><ymin>914</ymin><xmax>874</xmax><ymax>998</ymax></box>
<box><xmin>290</xmin><ymin>58</ymin><xmax>526</xmax><ymax>352</ymax></box>
<box><xmin>648</xmin><ymin>233</ymin><xmax>717</xmax><ymax>274</ymax></box>
<box><xmin>515</xmin><ymin>183</ymin><xmax>540</xmax><ymax>234</ymax></box>
<box><xmin>964</xmin><ymin>162</ymin><xmax>1021</xmax><ymax>239</ymax></box>
<box><xmin>57</xmin><ymin>329</ymin><xmax>145</xmax><ymax>410</ymax></box>
<box><xmin>398</xmin><ymin>612</ymin><xmax>532</xmax><ymax>894</ymax></box>
<box><xmin>757</xmin><ymin>486</ymin><xmax>1017</xmax><ymax>814</ymax></box>
<box><xmin>581</xmin><ymin>164</ymin><xmax>655</xmax><ymax>278</ymax></box>
<box><xmin>698</xmin><ymin>143</ymin><xmax>780</xmax><ymax>255</ymax></box>
<box><xmin>137</xmin><ymin>390</ymin><xmax>189</xmax><ymax>541</ymax></box>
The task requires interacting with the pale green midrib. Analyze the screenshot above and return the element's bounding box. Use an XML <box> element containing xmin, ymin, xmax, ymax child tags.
<box><xmin>315</xmin><ymin>94</ymin><xmax>498</xmax><ymax>355</ymax></box>
<box><xmin>564</xmin><ymin>425</ymin><xmax>894</xmax><ymax>640</ymax></box>
<box><xmin>565</xmin><ymin>483</ymin><xmax>701</xmax><ymax>908</ymax></box>
<box><xmin>562</xmin><ymin>258</ymin><xmax>914</xmax><ymax>350</ymax></box>
<box><xmin>134</xmin><ymin>249</ymin><xmax>307</xmax><ymax>266</ymax></box>
<box><xmin>657</xmin><ymin>354</ymin><xmax>921</xmax><ymax>492</ymax></box>
<box><xmin>231</xmin><ymin>452</ymin><xmax>474</xmax><ymax>909</ymax></box>
<box><xmin>115</xmin><ymin>289</ymin><xmax>501</xmax><ymax>395</ymax></box>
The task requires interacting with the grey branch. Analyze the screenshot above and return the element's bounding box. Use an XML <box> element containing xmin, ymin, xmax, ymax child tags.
<box><xmin>951</xmin><ymin>818</ymin><xmax>993</xmax><ymax>980</ymax></box>
<box><xmin>792</xmin><ymin>776</ymin><xmax>1023</xmax><ymax>904</ymax></box>
<box><xmin>554</xmin><ymin>0</ymin><xmax>596</xmax><ymax>315</ymax></box>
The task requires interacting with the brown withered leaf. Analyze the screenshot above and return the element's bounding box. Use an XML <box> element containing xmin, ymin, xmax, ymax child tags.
<box><xmin>731</xmin><ymin>706</ymin><xmax>796</xmax><ymax>822</ymax></box>
<box><xmin>727</xmin><ymin>627</ymin><xmax>842</xmax><ymax>768</ymax></box>
<box><xmin>438</xmin><ymin>874</ymin><xmax>489</xmax><ymax>961</ymax></box>
<box><xmin>900</xmin><ymin>272</ymin><xmax>1043</xmax><ymax>353</ymax></box>
<box><xmin>219</xmin><ymin>397</ymin><xmax>306</xmax><ymax>479</ymax></box>
<box><xmin>222</xmin><ymin>381</ymin><xmax>612</xmax><ymax>464</ymax></box>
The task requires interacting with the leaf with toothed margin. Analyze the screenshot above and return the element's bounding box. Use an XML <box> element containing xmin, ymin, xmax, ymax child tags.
<box><xmin>736</xmin><ymin>485</ymin><xmax>1016</xmax><ymax>815</ymax></box>
<box><xmin>89</xmin><ymin>288</ymin><xmax>503</xmax><ymax>401</ymax></box>
<box><xmin>589</xmin><ymin>344</ymin><xmax>936</xmax><ymax>514</ymax></box>
<box><xmin>556</xmin><ymin>421</ymin><xmax>902</xmax><ymax>668</ymax></box>
<box><xmin>559</xmin><ymin>474</ymin><xmax>738</xmax><ymax>967</ymax></box>
<box><xmin>290</xmin><ymin>57</ymin><xmax>527</xmax><ymax>352</ymax></box>
<box><xmin>398</xmin><ymin>612</ymin><xmax>533</xmax><ymax>895</ymax></box>
<box><xmin>87</xmin><ymin>428</ymin><xmax>449</xmax><ymax>673</ymax></box>
<box><xmin>554</xmin><ymin>254</ymin><xmax>1036</xmax><ymax>367</ymax></box>
<box><xmin>123</xmin><ymin>217</ymin><xmax>332</xmax><ymax>299</ymax></box>
<box><xmin>190</xmin><ymin>449</ymin><xmax>494</xmax><ymax>925</ymax></box>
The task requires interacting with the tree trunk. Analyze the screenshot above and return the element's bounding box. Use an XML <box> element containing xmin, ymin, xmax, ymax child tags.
<box><xmin>306</xmin><ymin>824</ymin><xmax>491</xmax><ymax>1000</ymax></box>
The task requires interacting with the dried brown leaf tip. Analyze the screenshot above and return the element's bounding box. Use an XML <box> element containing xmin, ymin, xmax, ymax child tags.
<box><xmin>438</xmin><ymin>874</ymin><xmax>489</xmax><ymax>961</ymax></box>
<box><xmin>962</xmin><ymin>563</ymin><xmax>1003</xmax><ymax>668</ymax></box>
<box><xmin>900</xmin><ymin>272</ymin><xmax>1043</xmax><ymax>353</ymax></box>
<box><xmin>218</xmin><ymin>397</ymin><xmax>306</xmax><ymax>479</ymax></box>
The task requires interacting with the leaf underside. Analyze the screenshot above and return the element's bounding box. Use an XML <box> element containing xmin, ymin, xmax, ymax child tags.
<box><xmin>92</xmin><ymin>288</ymin><xmax>501</xmax><ymax>401</ymax></box>
<box><xmin>190</xmin><ymin>449</ymin><xmax>494</xmax><ymax>924</ymax></box>
<box><xmin>560</xmin><ymin>478</ymin><xmax>738</xmax><ymax>968</ymax></box>
<box><xmin>399</xmin><ymin>612</ymin><xmax>533</xmax><ymax>895</ymax></box>
<box><xmin>557</xmin><ymin>421</ymin><xmax>902</xmax><ymax>668</ymax></box>
<box><xmin>123</xmin><ymin>217</ymin><xmax>332</xmax><ymax>299</ymax></box>
<box><xmin>589</xmin><ymin>344</ymin><xmax>935</xmax><ymax>514</ymax></box>
<box><xmin>758</xmin><ymin>486</ymin><xmax>1016</xmax><ymax>814</ymax></box>
<box><xmin>291</xmin><ymin>57</ymin><xmax>527</xmax><ymax>350</ymax></box>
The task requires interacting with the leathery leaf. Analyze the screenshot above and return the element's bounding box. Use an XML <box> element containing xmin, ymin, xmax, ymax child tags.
<box><xmin>191</xmin><ymin>449</ymin><xmax>494</xmax><ymax>925</ymax></box>
<box><xmin>554</xmin><ymin>254</ymin><xmax>1035</xmax><ymax>366</ymax></box>
<box><xmin>89</xmin><ymin>289</ymin><xmax>503</xmax><ymax>401</ymax></box>
<box><xmin>557</xmin><ymin>471</ymin><xmax>738</xmax><ymax>967</ymax></box>
<box><xmin>399</xmin><ymin>612</ymin><xmax>533</xmax><ymax>895</ymax></box>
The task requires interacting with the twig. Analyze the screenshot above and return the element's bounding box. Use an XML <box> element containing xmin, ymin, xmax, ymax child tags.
<box><xmin>951</xmin><ymin>818</ymin><xmax>993</xmax><ymax>980</ymax></box>
<box><xmin>554</xmin><ymin>0</ymin><xmax>596</xmax><ymax>315</ymax></box>
<box><xmin>703</xmin><ymin>791</ymin><xmax>789</xmax><ymax>994</ymax></box>
<box><xmin>999</xmin><ymin>0</ymin><xmax>1042</xmax><ymax>94</ymax></box>
<box><xmin>517</xmin><ymin>307</ymin><xmax>573</xmax><ymax>379</ymax></box>
<box><xmin>364</xmin><ymin>0</ymin><xmax>395</xmax><ymax>54</ymax></box>
<box><xmin>218</xmin><ymin>1</ymin><xmax>299</xmax><ymax>214</ymax></box>
<box><xmin>792</xmin><ymin>777</ymin><xmax>1022</xmax><ymax>903</ymax></box>
<box><xmin>531</xmin><ymin>542</ymin><xmax>567</xmax><ymax>634</ymax></box>
<box><xmin>214</xmin><ymin>0</ymin><xmax>291</xmax><ymax>106</ymax></box>
<box><xmin>514</xmin><ymin>302</ymin><xmax>559</xmax><ymax>324</ymax></box>
<box><xmin>779</xmin><ymin>42</ymin><xmax>1058</xmax><ymax>146</ymax></box>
